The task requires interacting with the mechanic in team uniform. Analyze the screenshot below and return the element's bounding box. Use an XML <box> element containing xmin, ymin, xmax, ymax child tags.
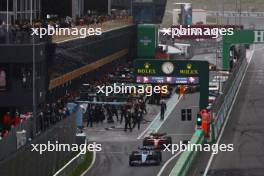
<box><xmin>132</xmin><ymin>103</ymin><xmax>141</xmax><ymax>130</ymax></box>
<box><xmin>124</xmin><ymin>109</ymin><xmax>133</xmax><ymax>132</ymax></box>
<box><xmin>139</xmin><ymin>99</ymin><xmax>147</xmax><ymax>114</ymax></box>
<box><xmin>112</xmin><ymin>99</ymin><xmax>119</xmax><ymax>122</ymax></box>
<box><xmin>86</xmin><ymin>104</ymin><xmax>94</xmax><ymax>127</ymax></box>
<box><xmin>106</xmin><ymin>105</ymin><xmax>114</xmax><ymax>123</ymax></box>
<box><xmin>120</xmin><ymin>105</ymin><xmax>127</xmax><ymax>124</ymax></box>
<box><xmin>160</xmin><ymin>100</ymin><xmax>167</xmax><ymax>120</ymax></box>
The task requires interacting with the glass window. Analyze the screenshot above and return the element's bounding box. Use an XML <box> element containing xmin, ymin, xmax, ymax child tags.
<box><xmin>0</xmin><ymin>68</ymin><xmax>7</xmax><ymax>91</ymax></box>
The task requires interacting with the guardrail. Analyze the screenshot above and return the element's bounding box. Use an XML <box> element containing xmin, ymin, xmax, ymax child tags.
<box><xmin>0</xmin><ymin>108</ymin><xmax>78</xmax><ymax>176</ymax></box>
<box><xmin>0</xmin><ymin>118</ymin><xmax>32</xmax><ymax>161</ymax></box>
<box><xmin>211</xmin><ymin>49</ymin><xmax>248</xmax><ymax>140</ymax></box>
<box><xmin>207</xmin><ymin>11</ymin><xmax>264</xmax><ymax>18</ymax></box>
<box><xmin>169</xmin><ymin>130</ymin><xmax>204</xmax><ymax>176</ymax></box>
<box><xmin>52</xmin><ymin>17</ymin><xmax>134</xmax><ymax>43</ymax></box>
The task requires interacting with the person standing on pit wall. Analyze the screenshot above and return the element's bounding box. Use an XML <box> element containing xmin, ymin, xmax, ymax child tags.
<box><xmin>178</xmin><ymin>85</ymin><xmax>186</xmax><ymax>100</ymax></box>
<box><xmin>160</xmin><ymin>100</ymin><xmax>167</xmax><ymax>121</ymax></box>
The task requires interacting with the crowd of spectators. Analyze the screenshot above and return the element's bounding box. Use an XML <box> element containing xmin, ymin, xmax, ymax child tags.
<box><xmin>0</xmin><ymin>9</ymin><xmax>133</xmax><ymax>139</ymax></box>
<box><xmin>80</xmin><ymin>62</ymin><xmax>134</xmax><ymax>97</ymax></box>
<box><xmin>77</xmin><ymin>10</ymin><xmax>129</xmax><ymax>26</ymax></box>
<box><xmin>0</xmin><ymin>19</ymin><xmax>48</xmax><ymax>44</ymax></box>
<box><xmin>0</xmin><ymin>90</ymin><xmax>78</xmax><ymax>140</ymax></box>
<box><xmin>37</xmin><ymin>97</ymin><xmax>70</xmax><ymax>133</ymax></box>
<box><xmin>0</xmin><ymin>10</ymin><xmax>130</xmax><ymax>44</ymax></box>
<box><xmin>0</xmin><ymin>110</ymin><xmax>26</xmax><ymax>139</ymax></box>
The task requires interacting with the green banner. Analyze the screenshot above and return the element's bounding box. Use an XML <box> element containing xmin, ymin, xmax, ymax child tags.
<box><xmin>137</xmin><ymin>24</ymin><xmax>157</xmax><ymax>58</ymax></box>
<box><xmin>223</xmin><ymin>29</ymin><xmax>264</xmax><ymax>69</ymax></box>
<box><xmin>134</xmin><ymin>59</ymin><xmax>209</xmax><ymax>109</ymax></box>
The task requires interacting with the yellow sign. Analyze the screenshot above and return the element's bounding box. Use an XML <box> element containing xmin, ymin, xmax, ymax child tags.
<box><xmin>179</xmin><ymin>63</ymin><xmax>199</xmax><ymax>75</ymax></box>
<box><xmin>137</xmin><ymin>63</ymin><xmax>156</xmax><ymax>74</ymax></box>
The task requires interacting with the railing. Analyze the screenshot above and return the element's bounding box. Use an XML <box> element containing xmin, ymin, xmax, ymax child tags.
<box><xmin>0</xmin><ymin>104</ymin><xmax>78</xmax><ymax>161</ymax></box>
<box><xmin>169</xmin><ymin>48</ymin><xmax>251</xmax><ymax>176</ymax></box>
<box><xmin>52</xmin><ymin>17</ymin><xmax>134</xmax><ymax>43</ymax></box>
<box><xmin>207</xmin><ymin>11</ymin><xmax>264</xmax><ymax>18</ymax></box>
<box><xmin>0</xmin><ymin>105</ymin><xmax>79</xmax><ymax>176</ymax></box>
<box><xmin>0</xmin><ymin>31</ymin><xmax>50</xmax><ymax>44</ymax></box>
<box><xmin>212</xmin><ymin>50</ymin><xmax>249</xmax><ymax>140</ymax></box>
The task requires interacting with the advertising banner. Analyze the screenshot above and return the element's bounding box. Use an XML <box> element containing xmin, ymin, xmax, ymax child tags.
<box><xmin>137</xmin><ymin>24</ymin><xmax>157</xmax><ymax>58</ymax></box>
<box><xmin>134</xmin><ymin>59</ymin><xmax>209</xmax><ymax>108</ymax></box>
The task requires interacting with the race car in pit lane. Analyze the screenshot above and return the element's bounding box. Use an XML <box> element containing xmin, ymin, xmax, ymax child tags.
<box><xmin>129</xmin><ymin>146</ymin><xmax>162</xmax><ymax>166</ymax></box>
<box><xmin>175</xmin><ymin>85</ymin><xmax>200</xmax><ymax>94</ymax></box>
<box><xmin>143</xmin><ymin>133</ymin><xmax>172</xmax><ymax>149</ymax></box>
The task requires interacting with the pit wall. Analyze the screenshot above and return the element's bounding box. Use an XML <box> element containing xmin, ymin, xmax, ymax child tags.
<box><xmin>169</xmin><ymin>47</ymin><xmax>250</xmax><ymax>176</ymax></box>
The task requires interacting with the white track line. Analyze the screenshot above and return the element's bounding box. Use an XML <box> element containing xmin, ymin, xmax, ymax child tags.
<box><xmin>137</xmin><ymin>94</ymin><xmax>182</xmax><ymax>139</ymax></box>
<box><xmin>53</xmin><ymin>140</ymin><xmax>97</xmax><ymax>176</ymax></box>
<box><xmin>53</xmin><ymin>139</ymin><xmax>88</xmax><ymax>176</ymax></box>
<box><xmin>80</xmin><ymin>150</ymin><xmax>97</xmax><ymax>176</ymax></box>
<box><xmin>167</xmin><ymin>133</ymin><xmax>193</xmax><ymax>136</ymax></box>
<box><xmin>203</xmin><ymin>46</ymin><xmax>255</xmax><ymax>176</ymax></box>
<box><xmin>157</xmin><ymin>151</ymin><xmax>183</xmax><ymax>176</ymax></box>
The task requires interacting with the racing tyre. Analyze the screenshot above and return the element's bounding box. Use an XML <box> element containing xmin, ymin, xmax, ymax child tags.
<box><xmin>157</xmin><ymin>151</ymin><xmax>162</xmax><ymax>162</ymax></box>
<box><xmin>129</xmin><ymin>156</ymin><xmax>134</xmax><ymax>166</ymax></box>
<box><xmin>166</xmin><ymin>136</ymin><xmax>172</xmax><ymax>147</ymax></box>
<box><xmin>143</xmin><ymin>138</ymin><xmax>151</xmax><ymax>146</ymax></box>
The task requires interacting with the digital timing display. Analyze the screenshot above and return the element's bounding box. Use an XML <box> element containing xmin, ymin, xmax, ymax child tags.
<box><xmin>136</xmin><ymin>76</ymin><xmax>199</xmax><ymax>84</ymax></box>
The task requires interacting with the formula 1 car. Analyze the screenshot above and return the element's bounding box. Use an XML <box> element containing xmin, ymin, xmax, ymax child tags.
<box><xmin>175</xmin><ymin>85</ymin><xmax>200</xmax><ymax>94</ymax></box>
<box><xmin>129</xmin><ymin>146</ymin><xmax>162</xmax><ymax>166</ymax></box>
<box><xmin>143</xmin><ymin>133</ymin><xmax>172</xmax><ymax>149</ymax></box>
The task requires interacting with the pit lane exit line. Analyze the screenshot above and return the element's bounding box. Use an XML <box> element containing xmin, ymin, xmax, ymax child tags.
<box><xmin>157</xmin><ymin>151</ymin><xmax>183</xmax><ymax>176</ymax></box>
<box><xmin>137</xmin><ymin>93</ymin><xmax>182</xmax><ymax>139</ymax></box>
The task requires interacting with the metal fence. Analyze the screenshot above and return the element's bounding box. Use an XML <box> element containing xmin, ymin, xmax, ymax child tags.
<box><xmin>0</xmin><ymin>117</ymin><xmax>32</xmax><ymax>160</ymax></box>
<box><xmin>208</xmin><ymin>11</ymin><xmax>264</xmax><ymax>18</ymax></box>
<box><xmin>211</xmin><ymin>46</ymin><xmax>248</xmax><ymax>140</ymax></box>
<box><xmin>0</xmin><ymin>30</ymin><xmax>50</xmax><ymax>44</ymax></box>
<box><xmin>0</xmin><ymin>109</ymin><xmax>77</xmax><ymax>176</ymax></box>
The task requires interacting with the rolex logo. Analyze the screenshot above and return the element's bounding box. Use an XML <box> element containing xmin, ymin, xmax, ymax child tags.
<box><xmin>187</xmin><ymin>64</ymin><xmax>192</xmax><ymax>70</ymax></box>
<box><xmin>144</xmin><ymin>63</ymin><xmax>150</xmax><ymax>69</ymax></box>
